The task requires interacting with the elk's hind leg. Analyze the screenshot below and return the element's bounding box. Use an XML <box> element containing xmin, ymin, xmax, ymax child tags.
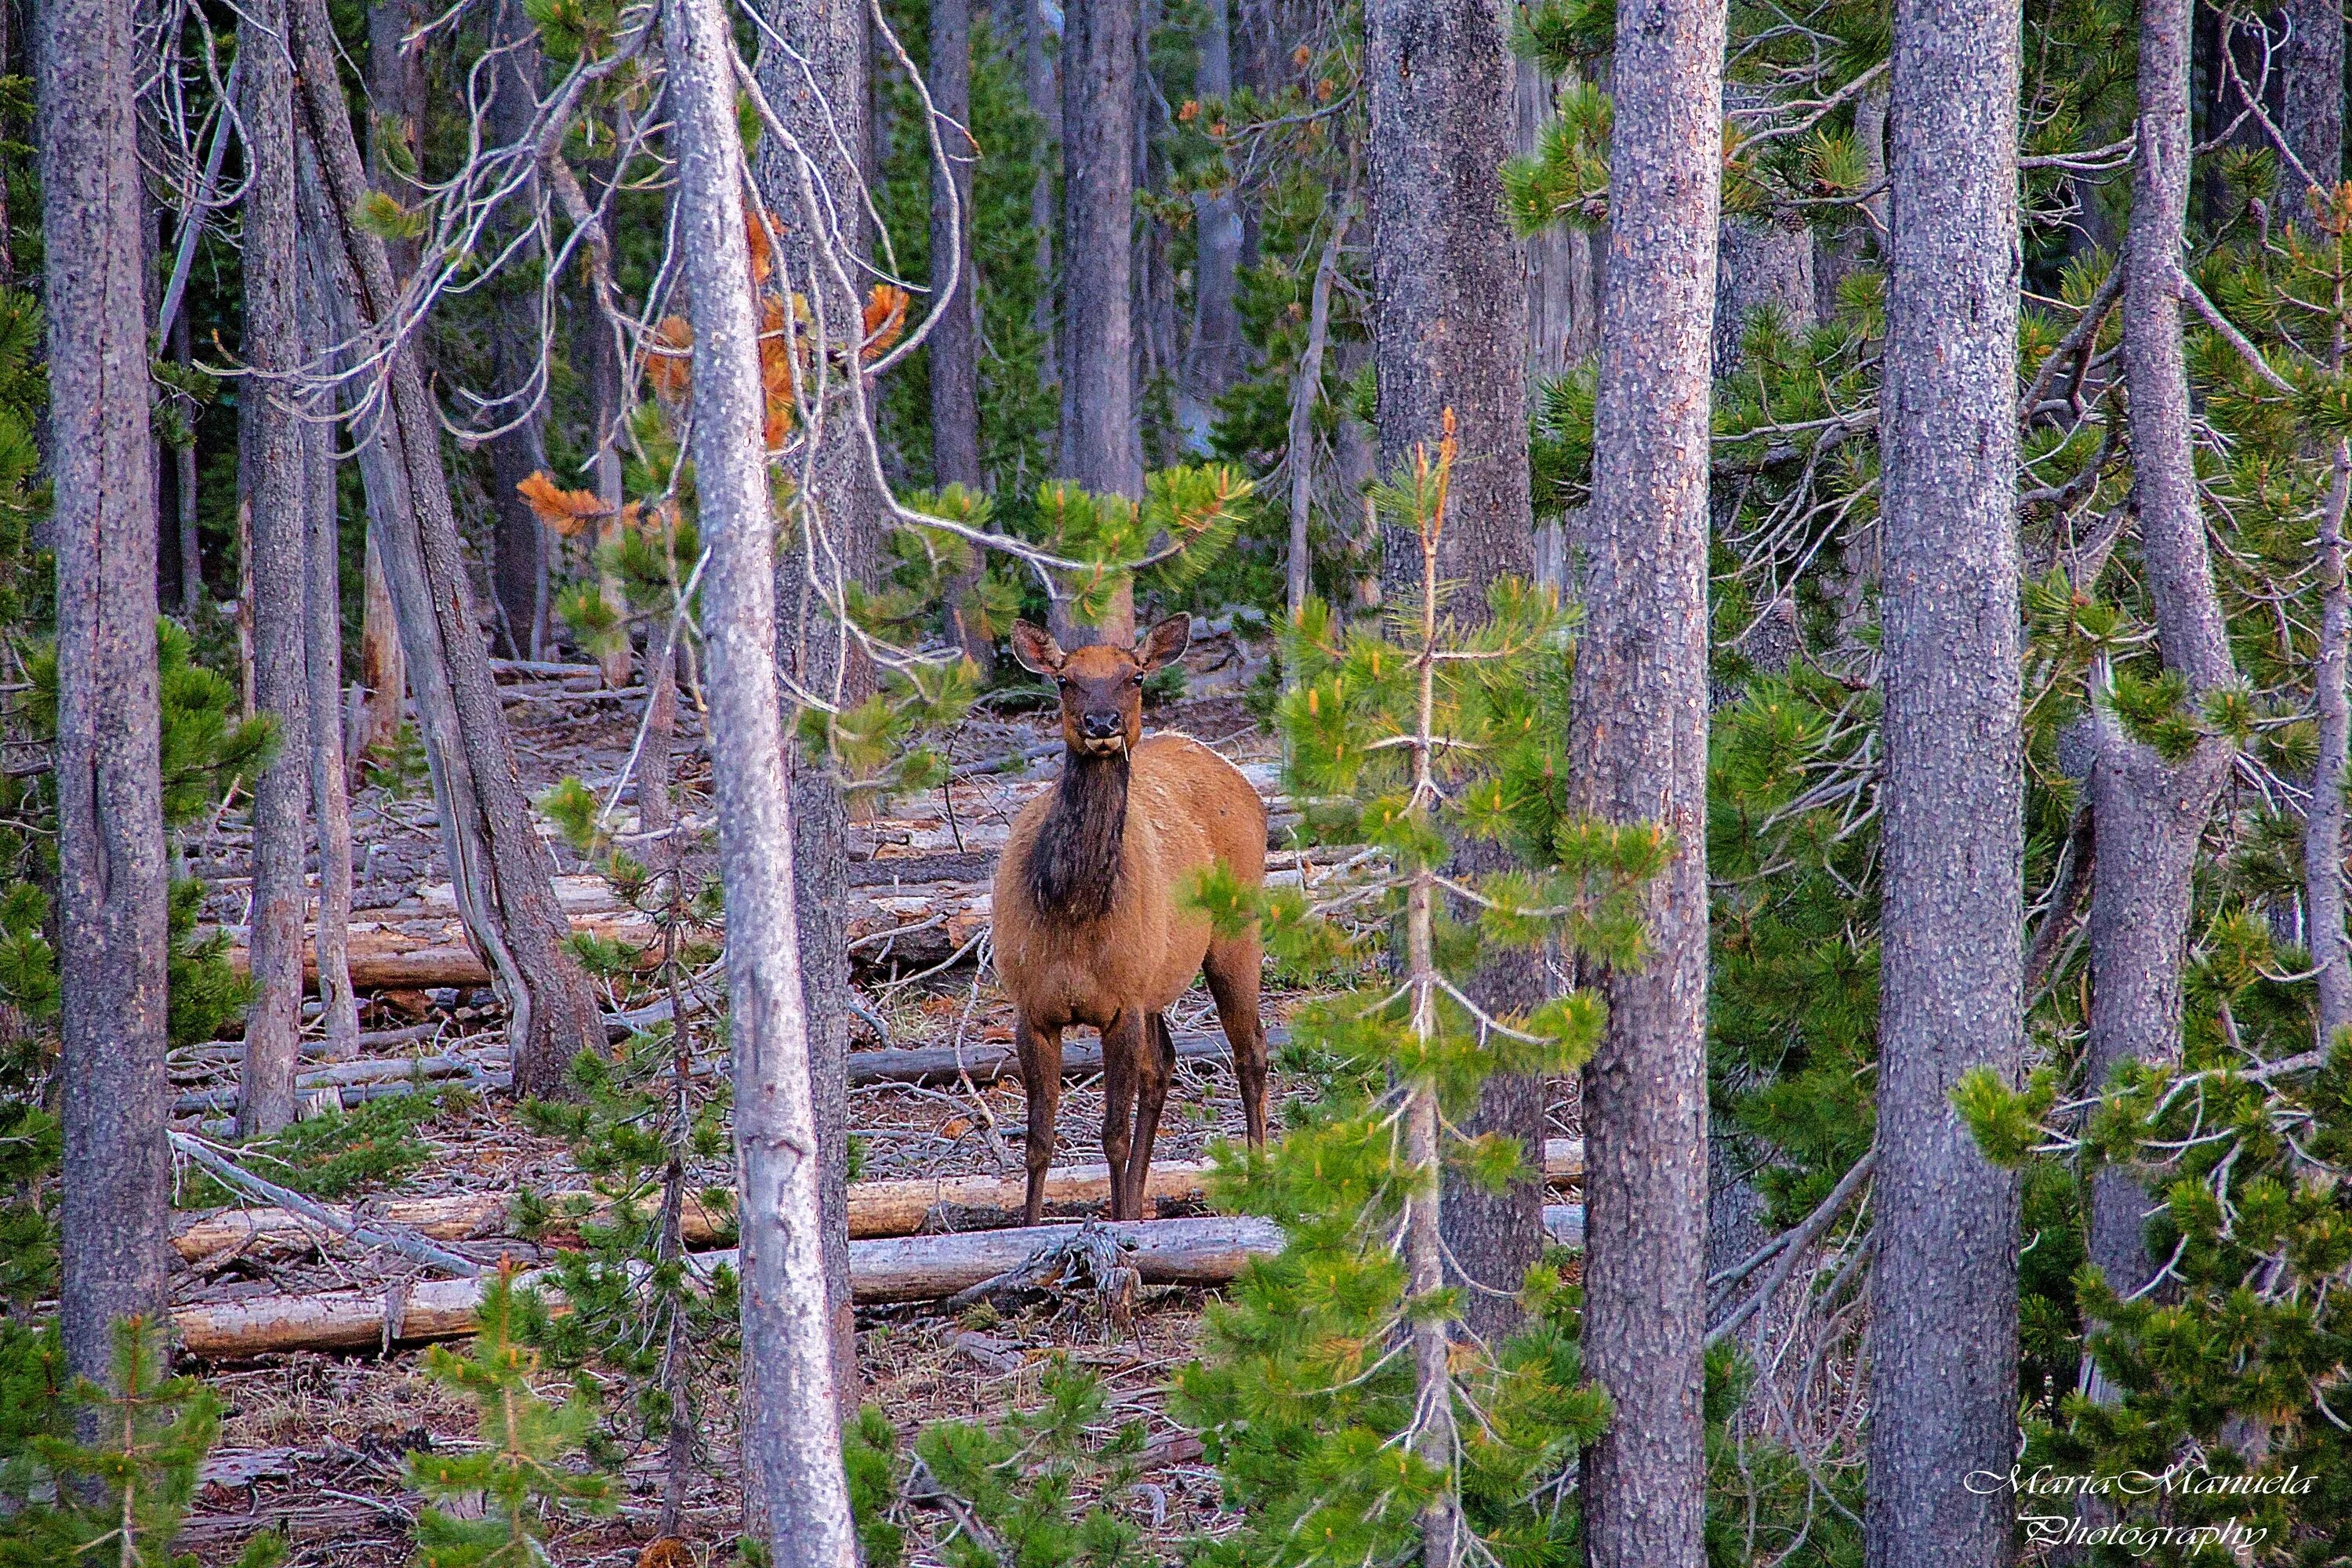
<box><xmin>1016</xmin><ymin>1017</ymin><xmax>1065</xmax><ymax>1226</ymax></box>
<box><xmin>1203</xmin><ymin>933</ymin><xmax>1269</xmax><ymax>1149</ymax></box>
<box><xmin>1122</xmin><ymin>1011</ymin><xmax>1179</xmax><ymax>1216</ymax></box>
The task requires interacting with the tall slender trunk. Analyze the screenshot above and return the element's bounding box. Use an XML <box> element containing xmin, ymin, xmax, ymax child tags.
<box><xmin>1365</xmin><ymin>0</ymin><xmax>1545</xmax><ymax>1350</ymax></box>
<box><xmin>239</xmin><ymin>0</ymin><xmax>314</xmax><ymax>1139</ymax></box>
<box><xmin>584</xmin><ymin>151</ymin><xmax>635</xmax><ymax>692</ymax></box>
<box><xmin>1568</xmin><ymin>0</ymin><xmax>1721</xmax><ymax>1559</ymax></box>
<box><xmin>352</xmin><ymin>0</ymin><xmax>423</xmax><ymax>757</ymax></box>
<box><xmin>754</xmin><ymin>0</ymin><xmax>871</xmax><ymax>1418</ymax></box>
<box><xmin>1515</xmin><ymin>55</ymin><xmax>1581</xmax><ymax>395</ymax></box>
<box><xmin>173</xmin><ymin>312</ymin><xmax>202</xmax><ymax>612</ymax></box>
<box><xmin>301</xmin><ymin>238</ymin><xmax>364</xmax><ymax>1062</ymax></box>
<box><xmin>2312</xmin><ymin>439</ymin><xmax>2350</xmax><ymax>1044</ymax></box>
<box><xmin>663</xmin><ymin>0</ymin><xmax>858</xmax><ymax>1560</ymax></box>
<box><xmin>1027</xmin><ymin>0</ymin><xmax>1058</xmax><ymax>395</ymax></box>
<box><xmin>1862</xmin><ymin>0</ymin><xmax>2024</xmax><ymax>1556</ymax></box>
<box><xmin>930</xmin><ymin>0</ymin><xmax>993</xmax><ymax>672</ymax></box>
<box><xmin>2283</xmin><ymin>0</ymin><xmax>2344</xmax><ymax>201</ymax></box>
<box><xmin>41</xmin><ymin>0</ymin><xmax>171</xmax><ymax>1385</ymax></box>
<box><xmin>1181</xmin><ymin>0</ymin><xmax>1243</xmax><ymax>447</ymax></box>
<box><xmin>1284</xmin><ymin>202</ymin><xmax>1347</xmax><ymax>618</ymax></box>
<box><xmin>1057</xmin><ymin>0</ymin><xmax>1139</xmax><ymax>644</ymax></box>
<box><xmin>2084</xmin><ymin>0</ymin><xmax>2238</xmax><ymax>1308</ymax></box>
<box><xmin>291</xmin><ymin>0</ymin><xmax>606</xmax><ymax>1099</ymax></box>
<box><xmin>483</xmin><ymin>0</ymin><xmax>551</xmax><ymax>659</ymax></box>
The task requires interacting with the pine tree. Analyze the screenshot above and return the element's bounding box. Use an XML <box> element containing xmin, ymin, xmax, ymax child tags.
<box><xmin>0</xmin><ymin>1317</ymin><xmax>282</xmax><ymax>1568</ymax></box>
<box><xmin>405</xmin><ymin>1266</ymin><xmax>613</xmax><ymax>1567</ymax></box>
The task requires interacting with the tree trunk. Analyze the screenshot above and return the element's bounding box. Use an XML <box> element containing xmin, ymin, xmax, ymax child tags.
<box><xmin>1713</xmin><ymin>97</ymin><xmax>1816</xmax><ymax>382</ymax></box>
<box><xmin>1862</xmin><ymin>0</ymin><xmax>2024</xmax><ymax>1557</ymax></box>
<box><xmin>1284</xmin><ymin>203</ymin><xmax>1348</xmax><ymax>618</ymax></box>
<box><xmin>174</xmin><ymin>312</ymin><xmax>203</xmax><ymax>612</ymax></box>
<box><xmin>663</xmin><ymin>0</ymin><xmax>859</xmax><ymax>1558</ymax></box>
<box><xmin>753</xmin><ymin>0</ymin><xmax>873</xmax><ymax>1415</ymax></box>
<box><xmin>930</xmin><ymin>0</ymin><xmax>993</xmax><ymax>673</ymax></box>
<box><xmin>291</xmin><ymin>0</ymin><xmax>607</xmax><ymax>1101</ymax></box>
<box><xmin>586</xmin><ymin>223</ymin><xmax>635</xmax><ymax>691</ymax></box>
<box><xmin>2313</xmin><ymin>445</ymin><xmax>2352</xmax><ymax>1045</ymax></box>
<box><xmin>482</xmin><ymin>0</ymin><xmax>551</xmax><ymax>661</ymax></box>
<box><xmin>41</xmin><ymin>0</ymin><xmax>172</xmax><ymax>1386</ymax></box>
<box><xmin>2283</xmin><ymin>0</ymin><xmax>2344</xmax><ymax>202</ymax></box>
<box><xmin>238</xmin><ymin>0</ymin><xmax>313</xmax><ymax>1139</ymax></box>
<box><xmin>1366</xmin><ymin>0</ymin><xmax>1532</xmax><ymax>602</ymax></box>
<box><xmin>1057</xmin><ymin>0</ymin><xmax>1140</xmax><ymax>644</ymax></box>
<box><xmin>1027</xmin><ymin>0</ymin><xmax>1058</xmax><ymax>397</ymax></box>
<box><xmin>301</xmin><ymin>238</ymin><xmax>364</xmax><ymax>1062</ymax></box>
<box><xmin>1365</xmin><ymin>0</ymin><xmax>1546</xmax><ymax>1352</ymax></box>
<box><xmin>1516</xmin><ymin>55</ymin><xmax>1585</xmax><ymax>394</ymax></box>
<box><xmin>1567</xmin><ymin>0</ymin><xmax>1721</xmax><ymax>1559</ymax></box>
<box><xmin>353</xmin><ymin>0</ymin><xmax>426</xmax><ymax>759</ymax></box>
<box><xmin>2084</xmin><ymin>0</ymin><xmax>2238</xmax><ymax>1311</ymax></box>
<box><xmin>1181</xmin><ymin>0</ymin><xmax>1244</xmax><ymax>447</ymax></box>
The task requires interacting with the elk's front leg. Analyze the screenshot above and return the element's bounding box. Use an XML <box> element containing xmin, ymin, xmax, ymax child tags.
<box><xmin>1016</xmin><ymin>1017</ymin><xmax>1064</xmax><ymax>1226</ymax></box>
<box><xmin>1123</xmin><ymin>1011</ymin><xmax>1179</xmax><ymax>1216</ymax></box>
<box><xmin>1098</xmin><ymin>1010</ymin><xmax>1146</xmax><ymax>1219</ymax></box>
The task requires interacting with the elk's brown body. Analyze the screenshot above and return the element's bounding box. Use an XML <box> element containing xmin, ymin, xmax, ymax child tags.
<box><xmin>993</xmin><ymin>615</ymin><xmax>1269</xmax><ymax>1224</ymax></box>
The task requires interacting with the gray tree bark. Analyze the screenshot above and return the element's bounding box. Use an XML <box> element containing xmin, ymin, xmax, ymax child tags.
<box><xmin>1516</xmin><ymin>56</ymin><xmax>1590</xmax><ymax>391</ymax></box>
<box><xmin>2283</xmin><ymin>0</ymin><xmax>2343</xmax><ymax>202</ymax></box>
<box><xmin>1568</xmin><ymin>0</ymin><xmax>1722</xmax><ymax>1560</ymax></box>
<box><xmin>1365</xmin><ymin>0</ymin><xmax>1546</xmax><ymax>1352</ymax></box>
<box><xmin>174</xmin><ymin>313</ymin><xmax>203</xmax><ymax>612</ymax></box>
<box><xmin>2312</xmin><ymin>445</ymin><xmax>2350</xmax><ymax>1046</ymax></box>
<box><xmin>351</xmin><ymin>0</ymin><xmax>423</xmax><ymax>760</ymax></box>
<box><xmin>2083</xmin><ymin>0</ymin><xmax>2238</xmax><ymax>1307</ymax></box>
<box><xmin>482</xmin><ymin>0</ymin><xmax>551</xmax><ymax>660</ymax></box>
<box><xmin>1861</xmin><ymin>0</ymin><xmax>2024</xmax><ymax>1559</ymax></box>
<box><xmin>931</xmin><ymin>0</ymin><xmax>982</xmax><ymax>492</ymax></box>
<box><xmin>1181</xmin><ymin>0</ymin><xmax>1244</xmax><ymax>445</ymax></box>
<box><xmin>239</xmin><ymin>0</ymin><xmax>314</xmax><ymax>1139</ymax></box>
<box><xmin>1058</xmin><ymin>0</ymin><xmax>1140</xmax><ymax>644</ymax></box>
<box><xmin>754</xmin><ymin>0</ymin><xmax>871</xmax><ymax>1410</ymax></box>
<box><xmin>930</xmin><ymin>0</ymin><xmax>993</xmax><ymax>673</ymax></box>
<box><xmin>41</xmin><ymin>0</ymin><xmax>172</xmax><ymax>1385</ymax></box>
<box><xmin>663</xmin><ymin>0</ymin><xmax>858</xmax><ymax>1560</ymax></box>
<box><xmin>301</xmin><ymin>238</ymin><xmax>364</xmax><ymax>1062</ymax></box>
<box><xmin>1285</xmin><ymin>203</ymin><xmax>1348</xmax><ymax>618</ymax></box>
<box><xmin>1366</xmin><ymin>0</ymin><xmax>1532</xmax><ymax>603</ymax></box>
<box><xmin>1027</xmin><ymin>0</ymin><xmax>1059</xmax><ymax>390</ymax></box>
<box><xmin>292</xmin><ymin>0</ymin><xmax>607</xmax><ymax>1100</ymax></box>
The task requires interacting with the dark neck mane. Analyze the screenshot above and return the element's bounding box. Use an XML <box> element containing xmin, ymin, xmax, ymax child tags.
<box><xmin>1025</xmin><ymin>749</ymin><xmax>1130</xmax><ymax>922</ymax></box>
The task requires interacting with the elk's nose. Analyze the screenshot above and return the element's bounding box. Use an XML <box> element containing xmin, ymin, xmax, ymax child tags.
<box><xmin>1080</xmin><ymin>711</ymin><xmax>1122</xmax><ymax>740</ymax></box>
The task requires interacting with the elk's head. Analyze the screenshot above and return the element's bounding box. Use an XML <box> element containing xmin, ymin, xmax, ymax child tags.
<box><xmin>1011</xmin><ymin>616</ymin><xmax>1192</xmax><ymax>757</ymax></box>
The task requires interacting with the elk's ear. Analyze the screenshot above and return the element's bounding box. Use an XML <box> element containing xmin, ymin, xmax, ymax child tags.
<box><xmin>1135</xmin><ymin>614</ymin><xmax>1193</xmax><ymax>674</ymax></box>
<box><xmin>1009</xmin><ymin>620</ymin><xmax>1065</xmax><ymax>677</ymax></box>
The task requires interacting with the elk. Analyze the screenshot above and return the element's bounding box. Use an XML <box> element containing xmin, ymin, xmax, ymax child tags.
<box><xmin>993</xmin><ymin>614</ymin><xmax>1269</xmax><ymax>1225</ymax></box>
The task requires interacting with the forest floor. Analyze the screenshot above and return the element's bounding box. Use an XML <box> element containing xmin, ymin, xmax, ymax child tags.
<box><xmin>165</xmin><ymin>621</ymin><xmax>1585</xmax><ymax>1566</ymax></box>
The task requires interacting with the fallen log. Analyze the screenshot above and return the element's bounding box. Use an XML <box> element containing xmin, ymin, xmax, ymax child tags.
<box><xmin>172</xmin><ymin>1206</ymin><xmax>1588</xmax><ymax>1356</ymax></box>
<box><xmin>172</xmin><ymin>1146</ymin><xmax>1584</xmax><ymax>1260</ymax></box>
<box><xmin>172</xmin><ymin>1054</ymin><xmax>490</xmax><ymax>1115</ymax></box>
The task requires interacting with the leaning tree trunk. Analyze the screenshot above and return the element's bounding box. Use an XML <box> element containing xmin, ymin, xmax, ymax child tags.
<box><xmin>1057</xmin><ymin>0</ymin><xmax>1140</xmax><ymax>644</ymax></box>
<box><xmin>300</xmin><ymin>238</ymin><xmax>364</xmax><ymax>1061</ymax></box>
<box><xmin>291</xmin><ymin>0</ymin><xmax>605</xmax><ymax>1099</ymax></box>
<box><xmin>238</xmin><ymin>0</ymin><xmax>314</xmax><ymax>1139</ymax></box>
<box><xmin>2313</xmin><ymin>441</ymin><xmax>2350</xmax><ymax>1046</ymax></box>
<box><xmin>754</xmin><ymin>0</ymin><xmax>873</xmax><ymax>1415</ymax></box>
<box><xmin>41</xmin><ymin>0</ymin><xmax>172</xmax><ymax>1386</ymax></box>
<box><xmin>482</xmin><ymin>0</ymin><xmax>552</xmax><ymax>660</ymax></box>
<box><xmin>1862</xmin><ymin>0</ymin><xmax>2024</xmax><ymax>1558</ymax></box>
<box><xmin>663</xmin><ymin>0</ymin><xmax>859</xmax><ymax>1562</ymax></box>
<box><xmin>2084</xmin><ymin>0</ymin><xmax>2238</xmax><ymax>1312</ymax></box>
<box><xmin>1568</xmin><ymin>0</ymin><xmax>1722</xmax><ymax>1559</ymax></box>
<box><xmin>1365</xmin><ymin>0</ymin><xmax>1546</xmax><ymax>1350</ymax></box>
